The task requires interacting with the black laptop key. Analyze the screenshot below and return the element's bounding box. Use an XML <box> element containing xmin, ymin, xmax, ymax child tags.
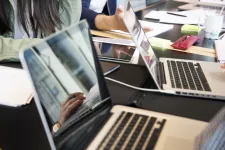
<box><xmin>182</xmin><ymin>62</ymin><xmax>196</xmax><ymax>90</ymax></box>
<box><xmin>167</xmin><ymin>61</ymin><xmax>175</xmax><ymax>88</ymax></box>
<box><xmin>98</xmin><ymin>112</ymin><xmax>125</xmax><ymax>149</ymax></box>
<box><xmin>125</xmin><ymin>115</ymin><xmax>148</xmax><ymax>150</ymax></box>
<box><xmin>146</xmin><ymin>119</ymin><xmax>166</xmax><ymax>150</ymax></box>
<box><xmin>177</xmin><ymin>61</ymin><xmax>189</xmax><ymax>89</ymax></box>
<box><xmin>98</xmin><ymin>112</ymin><xmax>131</xmax><ymax>149</ymax></box>
<box><xmin>188</xmin><ymin>62</ymin><xmax>203</xmax><ymax>91</ymax></box>
<box><xmin>114</xmin><ymin>115</ymin><xmax>139</xmax><ymax>149</ymax></box>
<box><xmin>124</xmin><ymin>115</ymin><xmax>148</xmax><ymax>150</ymax></box>
<box><xmin>131</xmin><ymin>117</ymin><xmax>157</xmax><ymax>149</ymax></box>
<box><xmin>171</xmin><ymin>61</ymin><xmax>182</xmax><ymax>88</ymax></box>
<box><xmin>195</xmin><ymin>63</ymin><xmax>212</xmax><ymax>92</ymax></box>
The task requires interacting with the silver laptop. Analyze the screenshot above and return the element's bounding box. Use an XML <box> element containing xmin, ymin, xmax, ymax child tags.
<box><xmin>123</xmin><ymin>1</ymin><xmax>225</xmax><ymax>100</ymax></box>
<box><xmin>178</xmin><ymin>0</ymin><xmax>225</xmax><ymax>28</ymax></box>
<box><xmin>178</xmin><ymin>0</ymin><xmax>225</xmax><ymax>13</ymax></box>
<box><xmin>20</xmin><ymin>20</ymin><xmax>207</xmax><ymax>150</ymax></box>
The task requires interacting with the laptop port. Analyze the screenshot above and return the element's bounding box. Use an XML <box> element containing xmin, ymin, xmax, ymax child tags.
<box><xmin>182</xmin><ymin>92</ymin><xmax>187</xmax><ymax>95</ymax></box>
<box><xmin>189</xmin><ymin>93</ymin><xmax>194</xmax><ymax>95</ymax></box>
<box><xmin>176</xmin><ymin>91</ymin><xmax>181</xmax><ymax>94</ymax></box>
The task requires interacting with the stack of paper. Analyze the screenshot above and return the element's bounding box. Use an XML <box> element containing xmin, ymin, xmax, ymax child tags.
<box><xmin>144</xmin><ymin>10</ymin><xmax>208</xmax><ymax>25</ymax></box>
<box><xmin>0</xmin><ymin>66</ymin><xmax>33</xmax><ymax>107</ymax></box>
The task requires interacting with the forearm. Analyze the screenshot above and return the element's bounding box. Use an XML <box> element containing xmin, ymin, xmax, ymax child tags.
<box><xmin>95</xmin><ymin>14</ymin><xmax>117</xmax><ymax>31</ymax></box>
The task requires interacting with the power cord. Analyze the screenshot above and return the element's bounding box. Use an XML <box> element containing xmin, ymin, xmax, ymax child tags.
<box><xmin>105</xmin><ymin>77</ymin><xmax>176</xmax><ymax>95</ymax></box>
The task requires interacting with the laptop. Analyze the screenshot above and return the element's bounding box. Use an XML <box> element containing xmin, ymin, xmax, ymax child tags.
<box><xmin>177</xmin><ymin>0</ymin><xmax>225</xmax><ymax>28</ymax></box>
<box><xmin>20</xmin><ymin>20</ymin><xmax>208</xmax><ymax>150</ymax></box>
<box><xmin>123</xmin><ymin>1</ymin><xmax>225</xmax><ymax>100</ymax></box>
<box><xmin>178</xmin><ymin>0</ymin><xmax>225</xmax><ymax>14</ymax></box>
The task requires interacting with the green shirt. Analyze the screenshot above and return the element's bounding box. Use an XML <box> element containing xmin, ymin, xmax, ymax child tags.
<box><xmin>0</xmin><ymin>0</ymin><xmax>81</xmax><ymax>61</ymax></box>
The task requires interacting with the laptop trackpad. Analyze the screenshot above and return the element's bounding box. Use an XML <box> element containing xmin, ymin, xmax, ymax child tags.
<box><xmin>162</xmin><ymin>136</ymin><xmax>193</xmax><ymax>150</ymax></box>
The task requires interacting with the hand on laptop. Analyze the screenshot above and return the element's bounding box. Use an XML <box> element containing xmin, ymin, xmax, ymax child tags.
<box><xmin>111</xmin><ymin>6</ymin><xmax>152</xmax><ymax>32</ymax></box>
<box><xmin>58</xmin><ymin>93</ymin><xmax>85</xmax><ymax>125</ymax></box>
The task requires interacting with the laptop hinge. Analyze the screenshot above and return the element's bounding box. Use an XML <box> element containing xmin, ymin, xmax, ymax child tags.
<box><xmin>158</xmin><ymin>62</ymin><xmax>167</xmax><ymax>86</ymax></box>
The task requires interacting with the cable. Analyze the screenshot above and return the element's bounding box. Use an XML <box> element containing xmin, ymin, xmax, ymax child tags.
<box><xmin>105</xmin><ymin>77</ymin><xmax>176</xmax><ymax>95</ymax></box>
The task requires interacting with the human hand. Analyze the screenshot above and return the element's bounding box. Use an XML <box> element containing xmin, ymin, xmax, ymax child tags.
<box><xmin>112</xmin><ymin>6</ymin><xmax>153</xmax><ymax>32</ymax></box>
<box><xmin>112</xmin><ymin>44</ymin><xmax>133</xmax><ymax>59</ymax></box>
<box><xmin>58</xmin><ymin>93</ymin><xmax>85</xmax><ymax>125</ymax></box>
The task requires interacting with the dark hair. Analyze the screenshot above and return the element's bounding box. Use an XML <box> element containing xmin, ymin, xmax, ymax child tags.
<box><xmin>0</xmin><ymin>0</ymin><xmax>10</xmax><ymax>35</ymax></box>
<box><xmin>0</xmin><ymin>0</ymin><xmax>63</xmax><ymax>37</ymax></box>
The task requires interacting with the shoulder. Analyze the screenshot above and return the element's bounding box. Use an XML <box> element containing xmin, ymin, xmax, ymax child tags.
<box><xmin>59</xmin><ymin>0</ymin><xmax>82</xmax><ymax>27</ymax></box>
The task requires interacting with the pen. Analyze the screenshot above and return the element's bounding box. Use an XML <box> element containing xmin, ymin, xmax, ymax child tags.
<box><xmin>167</xmin><ymin>12</ymin><xmax>187</xmax><ymax>17</ymax></box>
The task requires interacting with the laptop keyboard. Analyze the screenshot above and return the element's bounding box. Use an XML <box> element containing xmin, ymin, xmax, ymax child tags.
<box><xmin>167</xmin><ymin>60</ymin><xmax>211</xmax><ymax>92</ymax></box>
<box><xmin>197</xmin><ymin>4</ymin><xmax>225</xmax><ymax>14</ymax></box>
<box><xmin>97</xmin><ymin>111</ymin><xmax>166</xmax><ymax>150</ymax></box>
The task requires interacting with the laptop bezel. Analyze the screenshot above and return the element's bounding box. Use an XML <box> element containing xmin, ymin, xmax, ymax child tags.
<box><xmin>122</xmin><ymin>1</ymin><xmax>163</xmax><ymax>90</ymax></box>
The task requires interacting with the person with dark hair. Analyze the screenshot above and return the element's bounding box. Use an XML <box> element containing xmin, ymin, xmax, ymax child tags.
<box><xmin>0</xmin><ymin>0</ymin><xmax>128</xmax><ymax>61</ymax></box>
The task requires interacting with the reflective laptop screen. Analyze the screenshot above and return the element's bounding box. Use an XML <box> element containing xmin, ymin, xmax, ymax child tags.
<box><xmin>23</xmin><ymin>22</ymin><xmax>104</xmax><ymax>126</ymax></box>
<box><xmin>123</xmin><ymin>1</ymin><xmax>162</xmax><ymax>88</ymax></box>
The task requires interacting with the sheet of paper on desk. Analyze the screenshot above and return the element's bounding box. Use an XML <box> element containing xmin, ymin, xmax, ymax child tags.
<box><xmin>112</xmin><ymin>21</ymin><xmax>174</xmax><ymax>38</ymax></box>
<box><xmin>0</xmin><ymin>66</ymin><xmax>33</xmax><ymax>107</ymax></box>
<box><xmin>144</xmin><ymin>10</ymin><xmax>207</xmax><ymax>25</ymax></box>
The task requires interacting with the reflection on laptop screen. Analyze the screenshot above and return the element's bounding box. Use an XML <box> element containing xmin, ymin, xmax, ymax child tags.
<box><xmin>23</xmin><ymin>22</ymin><xmax>104</xmax><ymax>126</ymax></box>
<box><xmin>123</xmin><ymin>1</ymin><xmax>162</xmax><ymax>89</ymax></box>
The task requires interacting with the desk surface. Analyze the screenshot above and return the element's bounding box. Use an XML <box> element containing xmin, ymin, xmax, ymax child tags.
<box><xmin>0</xmin><ymin>0</ymin><xmax>225</xmax><ymax>150</ymax></box>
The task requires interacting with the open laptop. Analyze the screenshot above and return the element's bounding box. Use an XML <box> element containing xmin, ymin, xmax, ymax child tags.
<box><xmin>178</xmin><ymin>0</ymin><xmax>225</xmax><ymax>13</ymax></box>
<box><xmin>20</xmin><ymin>20</ymin><xmax>208</xmax><ymax>150</ymax></box>
<box><xmin>123</xmin><ymin>1</ymin><xmax>225</xmax><ymax>100</ymax></box>
<box><xmin>177</xmin><ymin>0</ymin><xmax>225</xmax><ymax>28</ymax></box>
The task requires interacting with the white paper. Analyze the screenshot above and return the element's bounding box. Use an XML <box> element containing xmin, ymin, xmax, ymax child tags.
<box><xmin>139</xmin><ymin>21</ymin><xmax>174</xmax><ymax>38</ymax></box>
<box><xmin>0</xmin><ymin>67</ymin><xmax>33</xmax><ymax>107</ymax></box>
<box><xmin>144</xmin><ymin>10</ymin><xmax>209</xmax><ymax>25</ymax></box>
<box><xmin>215</xmin><ymin>40</ymin><xmax>225</xmax><ymax>63</ymax></box>
<box><xmin>144</xmin><ymin>11</ymin><xmax>167</xmax><ymax>20</ymax></box>
<box><xmin>112</xmin><ymin>21</ymin><xmax>174</xmax><ymax>38</ymax></box>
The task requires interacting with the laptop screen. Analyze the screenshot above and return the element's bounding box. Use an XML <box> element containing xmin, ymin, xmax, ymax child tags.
<box><xmin>21</xmin><ymin>21</ymin><xmax>111</xmax><ymax>149</ymax></box>
<box><xmin>123</xmin><ymin>1</ymin><xmax>162</xmax><ymax>89</ymax></box>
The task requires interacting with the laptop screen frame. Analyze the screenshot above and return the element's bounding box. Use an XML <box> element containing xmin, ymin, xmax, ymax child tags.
<box><xmin>20</xmin><ymin>20</ymin><xmax>112</xmax><ymax>150</ymax></box>
<box><xmin>123</xmin><ymin>1</ymin><xmax>162</xmax><ymax>90</ymax></box>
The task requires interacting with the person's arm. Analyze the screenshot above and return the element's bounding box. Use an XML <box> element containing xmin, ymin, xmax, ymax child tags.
<box><xmin>81</xmin><ymin>6</ymin><xmax>127</xmax><ymax>31</ymax></box>
<box><xmin>0</xmin><ymin>36</ymin><xmax>41</xmax><ymax>61</ymax></box>
<box><xmin>82</xmin><ymin>0</ymin><xmax>91</xmax><ymax>8</ymax></box>
<box><xmin>82</xmin><ymin>6</ymin><xmax>152</xmax><ymax>32</ymax></box>
<box><xmin>81</xmin><ymin>8</ymin><xmax>99</xmax><ymax>29</ymax></box>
